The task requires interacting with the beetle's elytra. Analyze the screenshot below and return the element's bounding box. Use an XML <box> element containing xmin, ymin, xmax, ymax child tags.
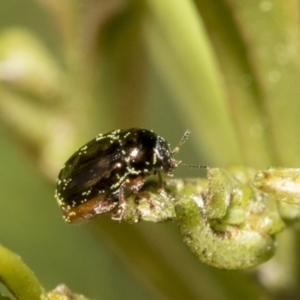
<box><xmin>55</xmin><ymin>128</ymin><xmax>190</xmax><ymax>223</ymax></box>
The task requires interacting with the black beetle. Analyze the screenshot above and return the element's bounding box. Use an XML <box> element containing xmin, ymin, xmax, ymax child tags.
<box><xmin>55</xmin><ymin>128</ymin><xmax>192</xmax><ymax>223</ymax></box>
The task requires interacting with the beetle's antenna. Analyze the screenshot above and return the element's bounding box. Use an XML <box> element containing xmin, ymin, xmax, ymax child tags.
<box><xmin>172</xmin><ymin>130</ymin><xmax>191</xmax><ymax>154</ymax></box>
<box><xmin>181</xmin><ymin>163</ymin><xmax>208</xmax><ymax>169</ymax></box>
<box><xmin>172</xmin><ymin>130</ymin><xmax>207</xmax><ymax>169</ymax></box>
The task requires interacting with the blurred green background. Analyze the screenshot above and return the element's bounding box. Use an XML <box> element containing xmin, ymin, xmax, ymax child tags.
<box><xmin>0</xmin><ymin>0</ymin><xmax>300</xmax><ymax>299</ymax></box>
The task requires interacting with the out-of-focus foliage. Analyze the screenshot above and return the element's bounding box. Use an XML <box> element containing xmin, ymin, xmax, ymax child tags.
<box><xmin>0</xmin><ymin>0</ymin><xmax>300</xmax><ymax>299</ymax></box>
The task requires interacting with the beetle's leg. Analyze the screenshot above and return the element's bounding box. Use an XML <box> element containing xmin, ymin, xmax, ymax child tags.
<box><xmin>111</xmin><ymin>183</ymin><xmax>126</xmax><ymax>221</ymax></box>
<box><xmin>157</xmin><ymin>171</ymin><xmax>168</xmax><ymax>198</ymax></box>
<box><xmin>157</xmin><ymin>171</ymin><xmax>163</xmax><ymax>190</ymax></box>
<box><xmin>128</xmin><ymin>175</ymin><xmax>145</xmax><ymax>194</ymax></box>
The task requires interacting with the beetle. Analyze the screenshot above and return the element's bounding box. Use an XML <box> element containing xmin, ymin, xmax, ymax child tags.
<box><xmin>55</xmin><ymin>128</ymin><xmax>192</xmax><ymax>223</ymax></box>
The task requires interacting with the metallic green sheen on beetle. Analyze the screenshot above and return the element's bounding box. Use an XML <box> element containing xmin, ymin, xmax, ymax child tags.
<box><xmin>55</xmin><ymin>128</ymin><xmax>183</xmax><ymax>223</ymax></box>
